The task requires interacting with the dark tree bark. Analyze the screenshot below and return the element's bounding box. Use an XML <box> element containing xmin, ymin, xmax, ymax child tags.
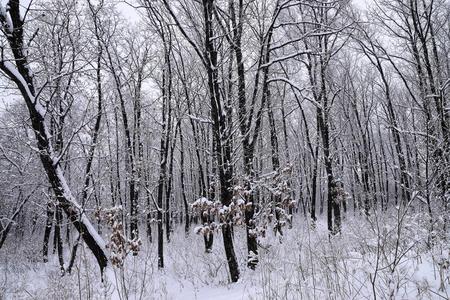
<box><xmin>202</xmin><ymin>0</ymin><xmax>239</xmax><ymax>281</ymax></box>
<box><xmin>42</xmin><ymin>201</ymin><xmax>55</xmax><ymax>262</ymax></box>
<box><xmin>54</xmin><ymin>206</ymin><xmax>65</xmax><ymax>273</ymax></box>
<box><xmin>0</xmin><ymin>0</ymin><xmax>108</xmax><ymax>275</ymax></box>
<box><xmin>178</xmin><ymin>125</ymin><xmax>190</xmax><ymax>236</ymax></box>
<box><xmin>156</xmin><ymin>79</ymin><xmax>169</xmax><ymax>268</ymax></box>
<box><xmin>267</xmin><ymin>91</ymin><xmax>283</xmax><ymax>236</ymax></box>
<box><xmin>228</xmin><ymin>0</ymin><xmax>283</xmax><ymax>269</ymax></box>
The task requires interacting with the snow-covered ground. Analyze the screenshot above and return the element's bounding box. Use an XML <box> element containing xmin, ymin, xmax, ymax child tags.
<box><xmin>1</xmin><ymin>210</ymin><xmax>449</xmax><ymax>299</ymax></box>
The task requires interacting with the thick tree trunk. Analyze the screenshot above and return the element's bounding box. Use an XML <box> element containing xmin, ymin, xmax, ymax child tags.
<box><xmin>0</xmin><ymin>2</ymin><xmax>109</xmax><ymax>274</ymax></box>
<box><xmin>203</xmin><ymin>0</ymin><xmax>239</xmax><ymax>281</ymax></box>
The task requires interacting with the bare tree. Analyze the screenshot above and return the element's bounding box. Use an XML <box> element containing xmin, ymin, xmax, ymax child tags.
<box><xmin>0</xmin><ymin>0</ymin><xmax>109</xmax><ymax>274</ymax></box>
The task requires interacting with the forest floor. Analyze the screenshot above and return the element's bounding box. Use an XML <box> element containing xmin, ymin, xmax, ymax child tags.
<box><xmin>1</xmin><ymin>208</ymin><xmax>449</xmax><ymax>299</ymax></box>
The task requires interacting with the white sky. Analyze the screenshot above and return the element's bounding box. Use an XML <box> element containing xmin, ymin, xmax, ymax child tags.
<box><xmin>0</xmin><ymin>0</ymin><xmax>373</xmax><ymax>113</ymax></box>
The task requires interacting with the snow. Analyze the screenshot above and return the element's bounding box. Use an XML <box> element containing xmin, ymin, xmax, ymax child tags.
<box><xmin>260</xmin><ymin>50</ymin><xmax>312</xmax><ymax>68</ymax></box>
<box><xmin>236</xmin><ymin>198</ymin><xmax>245</xmax><ymax>206</ymax></box>
<box><xmin>0</xmin><ymin>3</ymin><xmax>13</xmax><ymax>36</ymax></box>
<box><xmin>54</xmin><ymin>165</ymin><xmax>107</xmax><ymax>251</ymax></box>
<box><xmin>0</xmin><ymin>56</ymin><xmax>48</xmax><ymax>120</ymax></box>
<box><xmin>188</xmin><ymin>114</ymin><xmax>214</xmax><ymax>125</ymax></box>
<box><xmin>0</xmin><ymin>53</ymin><xmax>109</xmax><ymax>269</ymax></box>
<box><xmin>267</xmin><ymin>77</ymin><xmax>322</xmax><ymax>108</ymax></box>
<box><xmin>1</xmin><ymin>61</ymin><xmax>34</xmax><ymax>101</ymax></box>
<box><xmin>0</xmin><ymin>7</ymin><xmax>109</xmax><ymax>276</ymax></box>
<box><xmin>1</xmin><ymin>211</ymin><xmax>448</xmax><ymax>299</ymax></box>
<box><xmin>192</xmin><ymin>197</ymin><xmax>213</xmax><ymax>208</ymax></box>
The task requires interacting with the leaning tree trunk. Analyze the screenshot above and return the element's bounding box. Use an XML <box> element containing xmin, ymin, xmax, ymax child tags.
<box><xmin>0</xmin><ymin>1</ymin><xmax>108</xmax><ymax>274</ymax></box>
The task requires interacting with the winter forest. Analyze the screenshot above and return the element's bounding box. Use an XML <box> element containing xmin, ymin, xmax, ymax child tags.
<box><xmin>0</xmin><ymin>0</ymin><xmax>449</xmax><ymax>298</ymax></box>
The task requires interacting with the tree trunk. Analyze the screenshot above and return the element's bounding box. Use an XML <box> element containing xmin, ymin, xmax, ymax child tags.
<box><xmin>0</xmin><ymin>2</ymin><xmax>109</xmax><ymax>274</ymax></box>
